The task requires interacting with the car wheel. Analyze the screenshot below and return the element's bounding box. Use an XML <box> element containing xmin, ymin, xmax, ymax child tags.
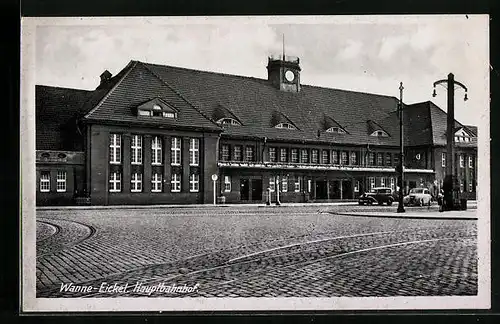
<box><xmin>419</xmin><ymin>199</ymin><xmax>423</xmax><ymax>207</ymax></box>
<box><xmin>427</xmin><ymin>199</ymin><xmax>431</xmax><ymax>206</ymax></box>
<box><xmin>378</xmin><ymin>201</ymin><xmax>383</xmax><ymax>205</ymax></box>
<box><xmin>368</xmin><ymin>201</ymin><xmax>373</xmax><ymax>205</ymax></box>
<box><xmin>387</xmin><ymin>200</ymin><xmax>393</xmax><ymax>206</ymax></box>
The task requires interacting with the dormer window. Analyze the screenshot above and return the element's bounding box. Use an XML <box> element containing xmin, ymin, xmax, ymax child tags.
<box><xmin>326</xmin><ymin>127</ymin><xmax>346</xmax><ymax>134</ymax></box>
<box><xmin>275</xmin><ymin>123</ymin><xmax>296</xmax><ymax>130</ymax></box>
<box><xmin>370</xmin><ymin>130</ymin><xmax>389</xmax><ymax>137</ymax></box>
<box><xmin>216</xmin><ymin>118</ymin><xmax>241</xmax><ymax>126</ymax></box>
<box><xmin>137</xmin><ymin>99</ymin><xmax>178</xmax><ymax>119</ymax></box>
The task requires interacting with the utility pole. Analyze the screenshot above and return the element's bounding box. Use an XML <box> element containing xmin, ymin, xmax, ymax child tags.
<box><xmin>433</xmin><ymin>73</ymin><xmax>468</xmax><ymax>211</ymax></box>
<box><xmin>397</xmin><ymin>82</ymin><xmax>405</xmax><ymax>213</ymax></box>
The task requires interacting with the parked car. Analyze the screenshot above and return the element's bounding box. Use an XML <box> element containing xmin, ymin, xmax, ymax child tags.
<box><xmin>403</xmin><ymin>188</ymin><xmax>433</xmax><ymax>206</ymax></box>
<box><xmin>359</xmin><ymin>187</ymin><xmax>395</xmax><ymax>206</ymax></box>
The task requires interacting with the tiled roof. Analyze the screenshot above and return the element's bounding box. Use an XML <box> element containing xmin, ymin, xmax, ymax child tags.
<box><xmin>36</xmin><ymin>85</ymin><xmax>92</xmax><ymax>151</ymax></box>
<box><xmin>464</xmin><ymin>125</ymin><xmax>478</xmax><ymax>136</ymax></box>
<box><xmin>427</xmin><ymin>101</ymin><xmax>468</xmax><ymax>146</ymax></box>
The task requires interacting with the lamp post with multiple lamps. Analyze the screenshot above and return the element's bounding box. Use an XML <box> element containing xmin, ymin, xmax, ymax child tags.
<box><xmin>432</xmin><ymin>73</ymin><xmax>468</xmax><ymax>211</ymax></box>
<box><xmin>397</xmin><ymin>82</ymin><xmax>406</xmax><ymax>213</ymax></box>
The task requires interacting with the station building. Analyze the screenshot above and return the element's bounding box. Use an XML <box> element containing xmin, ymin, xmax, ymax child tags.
<box><xmin>35</xmin><ymin>56</ymin><xmax>478</xmax><ymax>206</ymax></box>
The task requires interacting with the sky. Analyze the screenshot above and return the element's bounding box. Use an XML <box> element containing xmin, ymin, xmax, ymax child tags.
<box><xmin>34</xmin><ymin>15</ymin><xmax>489</xmax><ymax>127</ymax></box>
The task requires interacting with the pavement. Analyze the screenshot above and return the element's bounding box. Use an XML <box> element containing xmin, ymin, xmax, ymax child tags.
<box><xmin>35</xmin><ymin>204</ymin><xmax>478</xmax><ymax>298</ymax></box>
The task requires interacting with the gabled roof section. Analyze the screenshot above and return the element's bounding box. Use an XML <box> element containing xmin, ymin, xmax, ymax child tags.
<box><xmin>464</xmin><ymin>124</ymin><xmax>478</xmax><ymax>136</ymax></box>
<box><xmin>136</xmin><ymin>97</ymin><xmax>178</xmax><ymax>113</ymax></box>
<box><xmin>322</xmin><ymin>115</ymin><xmax>348</xmax><ymax>133</ymax></box>
<box><xmin>454</xmin><ymin>126</ymin><xmax>475</xmax><ymax>137</ymax></box>
<box><xmin>82</xmin><ymin>61</ymin><xmax>221</xmax><ymax>131</ymax></box>
<box><xmin>36</xmin><ymin>85</ymin><xmax>93</xmax><ymax>151</ymax></box>
<box><xmin>427</xmin><ymin>101</ymin><xmax>465</xmax><ymax>145</ymax></box>
<box><xmin>366</xmin><ymin>120</ymin><xmax>390</xmax><ymax>137</ymax></box>
<box><xmin>212</xmin><ymin>103</ymin><xmax>243</xmax><ymax>125</ymax></box>
<box><xmin>270</xmin><ymin>110</ymin><xmax>297</xmax><ymax>129</ymax></box>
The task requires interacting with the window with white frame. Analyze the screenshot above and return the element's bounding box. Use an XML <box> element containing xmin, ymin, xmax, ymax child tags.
<box><xmin>291</xmin><ymin>149</ymin><xmax>299</xmax><ymax>163</ymax></box>
<box><xmin>350</xmin><ymin>152</ymin><xmax>358</xmax><ymax>165</ymax></box>
<box><xmin>151</xmin><ymin>136</ymin><xmax>163</xmax><ymax>165</ymax></box>
<box><xmin>269</xmin><ymin>176</ymin><xmax>275</xmax><ymax>192</ymax></box>
<box><xmin>109</xmin><ymin>171</ymin><xmax>121</xmax><ymax>192</ymax></box>
<box><xmin>40</xmin><ymin>171</ymin><xmax>50</xmax><ymax>192</ymax></box>
<box><xmin>469</xmin><ymin>155</ymin><xmax>473</xmax><ymax>168</ymax></box>
<box><xmin>311</xmin><ymin>149</ymin><xmax>319</xmax><ymax>164</ymax></box>
<box><xmin>189</xmin><ymin>138</ymin><xmax>200</xmax><ymax>166</ymax></box>
<box><xmin>322</xmin><ymin>150</ymin><xmax>329</xmax><ymax>164</ymax></box>
<box><xmin>301</xmin><ymin>149</ymin><xmax>309</xmax><ymax>163</ymax></box>
<box><xmin>282</xmin><ymin>176</ymin><xmax>288</xmax><ymax>192</ymax></box>
<box><xmin>380</xmin><ymin>177</ymin><xmax>385</xmax><ymax>187</ymax></box>
<box><xmin>190</xmin><ymin>173</ymin><xmax>200</xmax><ymax>192</ymax></box>
<box><xmin>377</xmin><ymin>153</ymin><xmax>383</xmax><ymax>166</ymax></box>
<box><xmin>294</xmin><ymin>176</ymin><xmax>301</xmax><ymax>192</ymax></box>
<box><xmin>131</xmin><ymin>173</ymin><xmax>143</xmax><ymax>192</ymax></box>
<box><xmin>341</xmin><ymin>151</ymin><xmax>348</xmax><ymax>165</ymax></box>
<box><xmin>151</xmin><ymin>172</ymin><xmax>162</xmax><ymax>192</ymax></box>
<box><xmin>56</xmin><ymin>171</ymin><xmax>66</xmax><ymax>192</ymax></box>
<box><xmin>221</xmin><ymin>144</ymin><xmax>230</xmax><ymax>161</ymax></box>
<box><xmin>369</xmin><ymin>177</ymin><xmax>375</xmax><ymax>191</ymax></box>
<box><xmin>441</xmin><ymin>153</ymin><xmax>446</xmax><ymax>167</ymax></box>
<box><xmin>131</xmin><ymin>135</ymin><xmax>143</xmax><ymax>164</ymax></box>
<box><xmin>109</xmin><ymin>133</ymin><xmax>122</xmax><ymax>164</ymax></box>
<box><xmin>354</xmin><ymin>180</ymin><xmax>359</xmax><ymax>192</ymax></box>
<box><xmin>390</xmin><ymin>177</ymin><xmax>395</xmax><ymax>191</ymax></box>
<box><xmin>171</xmin><ymin>137</ymin><xmax>181</xmax><ymax>165</ymax></box>
<box><xmin>269</xmin><ymin>147</ymin><xmax>277</xmax><ymax>162</ymax></box>
<box><xmin>460</xmin><ymin>154</ymin><xmax>464</xmax><ymax>168</ymax></box>
<box><xmin>171</xmin><ymin>173</ymin><xmax>181</xmax><ymax>192</ymax></box>
<box><xmin>245</xmin><ymin>146</ymin><xmax>255</xmax><ymax>162</ymax></box>
<box><xmin>224</xmin><ymin>176</ymin><xmax>231</xmax><ymax>192</ymax></box>
<box><xmin>469</xmin><ymin>181</ymin><xmax>473</xmax><ymax>192</ymax></box>
<box><xmin>280</xmin><ymin>148</ymin><xmax>288</xmax><ymax>162</ymax></box>
<box><xmin>332</xmin><ymin>150</ymin><xmax>339</xmax><ymax>164</ymax></box>
<box><xmin>368</xmin><ymin>152</ymin><xmax>375</xmax><ymax>166</ymax></box>
<box><xmin>460</xmin><ymin>180</ymin><xmax>464</xmax><ymax>193</ymax></box>
<box><xmin>234</xmin><ymin>145</ymin><xmax>242</xmax><ymax>161</ymax></box>
<box><xmin>385</xmin><ymin>153</ymin><xmax>392</xmax><ymax>166</ymax></box>
<box><xmin>307</xmin><ymin>179</ymin><xmax>312</xmax><ymax>193</ymax></box>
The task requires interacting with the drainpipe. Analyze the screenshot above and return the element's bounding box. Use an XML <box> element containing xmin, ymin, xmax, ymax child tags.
<box><xmin>276</xmin><ymin>175</ymin><xmax>281</xmax><ymax>205</ymax></box>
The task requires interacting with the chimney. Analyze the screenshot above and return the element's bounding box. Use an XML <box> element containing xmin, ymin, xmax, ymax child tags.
<box><xmin>99</xmin><ymin>70</ymin><xmax>112</xmax><ymax>87</ymax></box>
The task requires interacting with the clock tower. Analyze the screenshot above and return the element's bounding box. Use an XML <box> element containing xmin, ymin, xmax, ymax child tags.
<box><xmin>267</xmin><ymin>54</ymin><xmax>301</xmax><ymax>93</ymax></box>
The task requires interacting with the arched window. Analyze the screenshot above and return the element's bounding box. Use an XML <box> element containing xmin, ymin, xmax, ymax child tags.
<box><xmin>370</xmin><ymin>130</ymin><xmax>389</xmax><ymax>137</ymax></box>
<box><xmin>216</xmin><ymin>118</ymin><xmax>241</xmax><ymax>126</ymax></box>
<box><xmin>325</xmin><ymin>127</ymin><xmax>346</xmax><ymax>134</ymax></box>
<box><xmin>275</xmin><ymin>123</ymin><xmax>296</xmax><ymax>130</ymax></box>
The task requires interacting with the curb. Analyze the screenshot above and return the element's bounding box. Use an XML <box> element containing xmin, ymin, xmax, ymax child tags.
<box><xmin>329</xmin><ymin>211</ymin><xmax>477</xmax><ymax>221</ymax></box>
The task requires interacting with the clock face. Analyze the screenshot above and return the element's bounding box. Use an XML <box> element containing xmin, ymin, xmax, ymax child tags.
<box><xmin>285</xmin><ymin>70</ymin><xmax>295</xmax><ymax>82</ymax></box>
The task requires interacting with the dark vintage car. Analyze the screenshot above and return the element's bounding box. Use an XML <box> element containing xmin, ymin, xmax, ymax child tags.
<box><xmin>358</xmin><ymin>187</ymin><xmax>395</xmax><ymax>206</ymax></box>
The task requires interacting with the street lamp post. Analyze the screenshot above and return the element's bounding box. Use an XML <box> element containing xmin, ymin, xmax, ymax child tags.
<box><xmin>397</xmin><ymin>82</ymin><xmax>405</xmax><ymax>213</ymax></box>
<box><xmin>432</xmin><ymin>73</ymin><xmax>468</xmax><ymax>211</ymax></box>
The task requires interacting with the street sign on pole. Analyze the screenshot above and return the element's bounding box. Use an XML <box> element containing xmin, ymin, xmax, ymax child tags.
<box><xmin>211</xmin><ymin>174</ymin><xmax>218</xmax><ymax>205</ymax></box>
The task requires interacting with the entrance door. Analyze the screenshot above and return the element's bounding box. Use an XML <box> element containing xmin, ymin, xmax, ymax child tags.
<box><xmin>251</xmin><ymin>179</ymin><xmax>263</xmax><ymax>201</ymax></box>
<box><xmin>341</xmin><ymin>180</ymin><xmax>352</xmax><ymax>199</ymax></box>
<box><xmin>315</xmin><ymin>181</ymin><xmax>328</xmax><ymax>199</ymax></box>
<box><xmin>240</xmin><ymin>179</ymin><xmax>250</xmax><ymax>201</ymax></box>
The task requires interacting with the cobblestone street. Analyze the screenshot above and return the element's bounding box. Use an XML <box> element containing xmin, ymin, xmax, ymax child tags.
<box><xmin>35</xmin><ymin>204</ymin><xmax>478</xmax><ymax>298</ymax></box>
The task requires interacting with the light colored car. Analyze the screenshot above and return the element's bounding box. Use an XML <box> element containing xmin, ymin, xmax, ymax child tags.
<box><xmin>403</xmin><ymin>188</ymin><xmax>432</xmax><ymax>206</ymax></box>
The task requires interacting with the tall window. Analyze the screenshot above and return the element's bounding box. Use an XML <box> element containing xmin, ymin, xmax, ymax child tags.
<box><xmin>40</xmin><ymin>171</ymin><xmax>50</xmax><ymax>192</ymax></box>
<box><xmin>390</xmin><ymin>177</ymin><xmax>395</xmax><ymax>191</ymax></box>
<box><xmin>350</xmin><ymin>152</ymin><xmax>358</xmax><ymax>165</ymax></box>
<box><xmin>131</xmin><ymin>135</ymin><xmax>143</xmax><ymax>164</ymax></box>
<box><xmin>56</xmin><ymin>171</ymin><xmax>66</xmax><ymax>192</ymax></box>
<box><xmin>322</xmin><ymin>150</ymin><xmax>329</xmax><ymax>164</ymax></box>
<box><xmin>151</xmin><ymin>173</ymin><xmax>162</xmax><ymax>192</ymax></box>
<box><xmin>280</xmin><ymin>148</ymin><xmax>288</xmax><ymax>162</ymax></box>
<box><xmin>224</xmin><ymin>176</ymin><xmax>231</xmax><ymax>192</ymax></box>
<box><xmin>234</xmin><ymin>146</ymin><xmax>242</xmax><ymax>161</ymax></box>
<box><xmin>190</xmin><ymin>174</ymin><xmax>200</xmax><ymax>192</ymax></box>
<box><xmin>281</xmin><ymin>176</ymin><xmax>288</xmax><ymax>192</ymax></box>
<box><xmin>301</xmin><ymin>149</ymin><xmax>309</xmax><ymax>163</ymax></box>
<box><xmin>245</xmin><ymin>146</ymin><xmax>255</xmax><ymax>162</ymax></box>
<box><xmin>221</xmin><ymin>144</ymin><xmax>230</xmax><ymax>161</ymax></box>
<box><xmin>189</xmin><ymin>138</ymin><xmax>200</xmax><ymax>166</ymax></box>
<box><xmin>377</xmin><ymin>153</ymin><xmax>383</xmax><ymax>166</ymax></box>
<box><xmin>380</xmin><ymin>177</ymin><xmax>385</xmax><ymax>187</ymax></box>
<box><xmin>354</xmin><ymin>181</ymin><xmax>359</xmax><ymax>192</ymax></box>
<box><xmin>131</xmin><ymin>173</ymin><xmax>143</xmax><ymax>192</ymax></box>
<box><xmin>151</xmin><ymin>136</ymin><xmax>163</xmax><ymax>165</ymax></box>
<box><xmin>385</xmin><ymin>153</ymin><xmax>392</xmax><ymax>166</ymax></box>
<box><xmin>393</xmin><ymin>154</ymin><xmax>399</xmax><ymax>166</ymax></box>
<box><xmin>171</xmin><ymin>173</ymin><xmax>181</xmax><ymax>192</ymax></box>
<box><xmin>469</xmin><ymin>156</ymin><xmax>473</xmax><ymax>168</ymax></box>
<box><xmin>294</xmin><ymin>176</ymin><xmax>301</xmax><ymax>192</ymax></box>
<box><xmin>369</xmin><ymin>177</ymin><xmax>375</xmax><ymax>191</ymax></box>
<box><xmin>441</xmin><ymin>153</ymin><xmax>446</xmax><ymax>167</ymax></box>
<box><xmin>109</xmin><ymin>171</ymin><xmax>121</xmax><ymax>192</ymax></box>
<box><xmin>460</xmin><ymin>180</ymin><xmax>464</xmax><ymax>193</ymax></box>
<box><xmin>368</xmin><ymin>152</ymin><xmax>375</xmax><ymax>166</ymax></box>
<box><xmin>291</xmin><ymin>149</ymin><xmax>299</xmax><ymax>163</ymax></box>
<box><xmin>460</xmin><ymin>154</ymin><xmax>464</xmax><ymax>168</ymax></box>
<box><xmin>340</xmin><ymin>151</ymin><xmax>348</xmax><ymax>165</ymax></box>
<box><xmin>269</xmin><ymin>176</ymin><xmax>276</xmax><ymax>192</ymax></box>
<box><xmin>171</xmin><ymin>137</ymin><xmax>181</xmax><ymax>165</ymax></box>
<box><xmin>269</xmin><ymin>147</ymin><xmax>277</xmax><ymax>162</ymax></box>
<box><xmin>109</xmin><ymin>133</ymin><xmax>121</xmax><ymax>164</ymax></box>
<box><xmin>469</xmin><ymin>181</ymin><xmax>473</xmax><ymax>192</ymax></box>
<box><xmin>311</xmin><ymin>149</ymin><xmax>319</xmax><ymax>164</ymax></box>
<box><xmin>332</xmin><ymin>151</ymin><xmax>339</xmax><ymax>164</ymax></box>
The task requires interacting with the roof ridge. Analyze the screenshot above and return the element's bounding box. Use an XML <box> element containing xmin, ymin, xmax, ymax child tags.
<box><xmin>36</xmin><ymin>84</ymin><xmax>92</xmax><ymax>93</ymax></box>
<box><xmin>139</xmin><ymin>62</ymin><xmax>221</xmax><ymax>129</ymax></box>
<box><xmin>139</xmin><ymin>60</ymin><xmax>399</xmax><ymax>100</ymax></box>
<box><xmin>84</xmin><ymin>60</ymin><xmax>138</xmax><ymax>119</ymax></box>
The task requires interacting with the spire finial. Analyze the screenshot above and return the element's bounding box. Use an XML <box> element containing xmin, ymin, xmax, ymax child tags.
<box><xmin>282</xmin><ymin>33</ymin><xmax>285</xmax><ymax>61</ymax></box>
